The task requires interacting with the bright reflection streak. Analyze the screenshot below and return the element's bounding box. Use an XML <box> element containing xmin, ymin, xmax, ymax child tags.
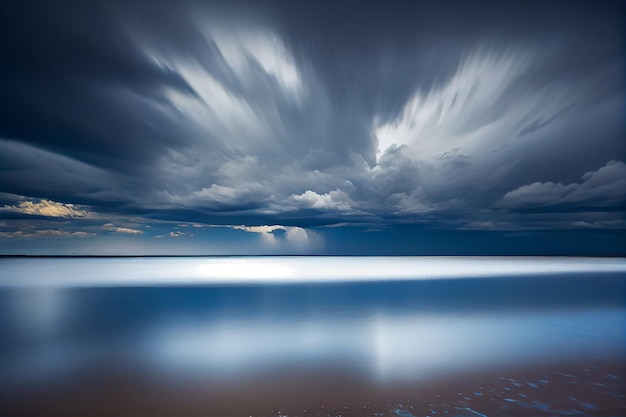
<box><xmin>145</xmin><ymin>318</ymin><xmax>369</xmax><ymax>377</ymax></box>
<box><xmin>370</xmin><ymin>309</ymin><xmax>626</xmax><ymax>380</ymax></box>
<box><xmin>143</xmin><ymin>309</ymin><xmax>626</xmax><ymax>382</ymax></box>
<box><xmin>10</xmin><ymin>288</ymin><xmax>68</xmax><ymax>336</ymax></box>
<box><xmin>0</xmin><ymin>257</ymin><xmax>625</xmax><ymax>287</ymax></box>
<box><xmin>195</xmin><ymin>260</ymin><xmax>296</xmax><ymax>280</ymax></box>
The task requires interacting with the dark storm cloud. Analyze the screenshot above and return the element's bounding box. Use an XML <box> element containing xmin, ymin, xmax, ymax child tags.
<box><xmin>0</xmin><ymin>0</ymin><xmax>624</xmax><ymax>249</ymax></box>
<box><xmin>0</xmin><ymin>1</ymin><xmax>198</xmax><ymax>172</ymax></box>
<box><xmin>498</xmin><ymin>161</ymin><xmax>626</xmax><ymax>212</ymax></box>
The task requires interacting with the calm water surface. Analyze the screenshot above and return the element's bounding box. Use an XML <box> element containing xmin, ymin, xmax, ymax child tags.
<box><xmin>0</xmin><ymin>257</ymin><xmax>624</xmax><ymax>416</ymax></box>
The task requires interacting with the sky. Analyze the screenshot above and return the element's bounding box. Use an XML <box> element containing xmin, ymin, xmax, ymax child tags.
<box><xmin>0</xmin><ymin>0</ymin><xmax>624</xmax><ymax>255</ymax></box>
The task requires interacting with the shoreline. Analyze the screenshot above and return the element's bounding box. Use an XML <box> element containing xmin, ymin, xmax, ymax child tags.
<box><xmin>3</xmin><ymin>358</ymin><xmax>624</xmax><ymax>417</ymax></box>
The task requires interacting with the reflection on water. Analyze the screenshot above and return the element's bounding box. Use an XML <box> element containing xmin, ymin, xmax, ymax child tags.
<box><xmin>143</xmin><ymin>308</ymin><xmax>625</xmax><ymax>381</ymax></box>
<box><xmin>0</xmin><ymin>257</ymin><xmax>625</xmax><ymax>416</ymax></box>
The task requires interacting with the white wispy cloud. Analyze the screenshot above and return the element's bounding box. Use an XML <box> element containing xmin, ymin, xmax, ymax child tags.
<box><xmin>102</xmin><ymin>223</ymin><xmax>143</xmax><ymax>234</ymax></box>
<box><xmin>206</xmin><ymin>26</ymin><xmax>304</xmax><ymax>98</ymax></box>
<box><xmin>144</xmin><ymin>22</ymin><xmax>307</xmax><ymax>161</ymax></box>
<box><xmin>375</xmin><ymin>51</ymin><xmax>531</xmax><ymax>159</ymax></box>
<box><xmin>373</xmin><ymin>48</ymin><xmax>593</xmax><ymax>168</ymax></box>
<box><xmin>0</xmin><ymin>230</ymin><xmax>94</xmax><ymax>238</ymax></box>
<box><xmin>154</xmin><ymin>230</ymin><xmax>194</xmax><ymax>238</ymax></box>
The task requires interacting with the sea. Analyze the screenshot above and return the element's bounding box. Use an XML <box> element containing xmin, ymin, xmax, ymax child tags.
<box><xmin>0</xmin><ymin>256</ymin><xmax>625</xmax><ymax>417</ymax></box>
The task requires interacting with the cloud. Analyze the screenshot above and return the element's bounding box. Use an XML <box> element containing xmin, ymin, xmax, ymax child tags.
<box><xmin>227</xmin><ymin>223</ymin><xmax>322</xmax><ymax>252</ymax></box>
<box><xmin>2</xmin><ymin>199</ymin><xmax>90</xmax><ymax>218</ymax></box>
<box><xmin>0</xmin><ymin>230</ymin><xmax>93</xmax><ymax>238</ymax></box>
<box><xmin>288</xmin><ymin>189</ymin><xmax>352</xmax><ymax>211</ymax></box>
<box><xmin>375</xmin><ymin>51</ymin><xmax>531</xmax><ymax>159</ymax></box>
<box><xmin>187</xmin><ymin>184</ymin><xmax>265</xmax><ymax>209</ymax></box>
<box><xmin>102</xmin><ymin>223</ymin><xmax>143</xmax><ymax>235</ymax></box>
<box><xmin>0</xmin><ymin>139</ymin><xmax>125</xmax><ymax>204</ymax></box>
<box><xmin>231</xmin><ymin>225</ymin><xmax>286</xmax><ymax>234</ymax></box>
<box><xmin>154</xmin><ymin>230</ymin><xmax>193</xmax><ymax>238</ymax></box>
<box><xmin>138</xmin><ymin>19</ymin><xmax>313</xmax><ymax>165</ymax></box>
<box><xmin>373</xmin><ymin>46</ymin><xmax>620</xmax><ymax>172</ymax></box>
<box><xmin>230</xmin><ymin>224</ymin><xmax>287</xmax><ymax>247</ymax></box>
<box><xmin>498</xmin><ymin>160</ymin><xmax>626</xmax><ymax>211</ymax></box>
<box><xmin>0</xmin><ymin>0</ymin><xmax>623</xmax><ymax>249</ymax></box>
<box><xmin>202</xmin><ymin>25</ymin><xmax>304</xmax><ymax>98</ymax></box>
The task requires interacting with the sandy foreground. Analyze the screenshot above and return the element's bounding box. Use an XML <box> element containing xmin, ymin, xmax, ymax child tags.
<box><xmin>2</xmin><ymin>359</ymin><xmax>624</xmax><ymax>417</ymax></box>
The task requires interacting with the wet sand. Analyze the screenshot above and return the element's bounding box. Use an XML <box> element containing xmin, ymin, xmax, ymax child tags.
<box><xmin>2</xmin><ymin>359</ymin><xmax>624</xmax><ymax>417</ymax></box>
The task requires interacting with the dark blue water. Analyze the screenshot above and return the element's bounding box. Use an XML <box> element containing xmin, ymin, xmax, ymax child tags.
<box><xmin>0</xmin><ymin>257</ymin><xmax>625</xmax><ymax>416</ymax></box>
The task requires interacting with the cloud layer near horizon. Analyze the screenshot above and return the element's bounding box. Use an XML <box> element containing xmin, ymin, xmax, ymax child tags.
<box><xmin>0</xmin><ymin>0</ymin><xmax>623</xmax><ymax>253</ymax></box>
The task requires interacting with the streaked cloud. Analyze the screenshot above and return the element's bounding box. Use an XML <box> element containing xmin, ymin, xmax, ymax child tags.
<box><xmin>0</xmin><ymin>230</ymin><xmax>93</xmax><ymax>238</ymax></box>
<box><xmin>203</xmin><ymin>26</ymin><xmax>304</xmax><ymax>97</ymax></box>
<box><xmin>375</xmin><ymin>51</ymin><xmax>531</xmax><ymax>159</ymax></box>
<box><xmin>154</xmin><ymin>230</ymin><xmax>194</xmax><ymax>238</ymax></box>
<box><xmin>0</xmin><ymin>1</ymin><xmax>623</xmax><ymax>254</ymax></box>
<box><xmin>102</xmin><ymin>223</ymin><xmax>143</xmax><ymax>235</ymax></box>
